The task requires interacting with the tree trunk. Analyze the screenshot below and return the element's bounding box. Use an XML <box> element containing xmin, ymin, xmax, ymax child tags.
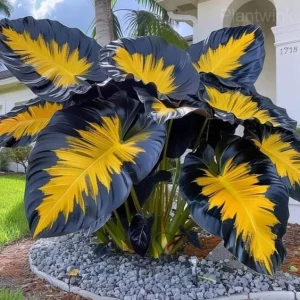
<box><xmin>22</xmin><ymin>163</ymin><xmax>27</xmax><ymax>173</ymax></box>
<box><xmin>95</xmin><ymin>0</ymin><xmax>115</xmax><ymax>46</ymax></box>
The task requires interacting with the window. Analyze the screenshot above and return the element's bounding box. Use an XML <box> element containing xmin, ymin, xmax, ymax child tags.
<box><xmin>14</xmin><ymin>101</ymin><xmax>27</xmax><ymax>106</ymax></box>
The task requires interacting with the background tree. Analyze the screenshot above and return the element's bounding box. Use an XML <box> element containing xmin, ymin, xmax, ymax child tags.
<box><xmin>6</xmin><ymin>147</ymin><xmax>32</xmax><ymax>173</ymax></box>
<box><xmin>0</xmin><ymin>149</ymin><xmax>9</xmax><ymax>172</ymax></box>
<box><xmin>95</xmin><ymin>0</ymin><xmax>115</xmax><ymax>46</ymax></box>
<box><xmin>0</xmin><ymin>0</ymin><xmax>12</xmax><ymax>17</ymax></box>
<box><xmin>93</xmin><ymin>0</ymin><xmax>188</xmax><ymax>49</ymax></box>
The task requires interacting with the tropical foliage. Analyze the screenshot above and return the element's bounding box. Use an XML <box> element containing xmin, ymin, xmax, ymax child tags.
<box><xmin>0</xmin><ymin>0</ymin><xmax>12</xmax><ymax>17</ymax></box>
<box><xmin>0</xmin><ymin>148</ymin><xmax>9</xmax><ymax>171</ymax></box>
<box><xmin>6</xmin><ymin>146</ymin><xmax>32</xmax><ymax>172</ymax></box>
<box><xmin>92</xmin><ymin>0</ymin><xmax>188</xmax><ymax>49</ymax></box>
<box><xmin>0</xmin><ymin>16</ymin><xmax>298</xmax><ymax>276</ymax></box>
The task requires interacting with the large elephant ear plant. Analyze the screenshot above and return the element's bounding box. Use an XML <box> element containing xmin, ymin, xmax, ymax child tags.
<box><xmin>0</xmin><ymin>16</ymin><xmax>298</xmax><ymax>275</ymax></box>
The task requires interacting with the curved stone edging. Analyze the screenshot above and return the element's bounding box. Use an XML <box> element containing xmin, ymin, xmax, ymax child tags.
<box><xmin>29</xmin><ymin>256</ymin><xmax>119</xmax><ymax>300</ymax></box>
<box><xmin>209</xmin><ymin>291</ymin><xmax>296</xmax><ymax>299</ymax></box>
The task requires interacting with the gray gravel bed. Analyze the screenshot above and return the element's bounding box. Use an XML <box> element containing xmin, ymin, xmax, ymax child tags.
<box><xmin>30</xmin><ymin>232</ymin><xmax>300</xmax><ymax>300</ymax></box>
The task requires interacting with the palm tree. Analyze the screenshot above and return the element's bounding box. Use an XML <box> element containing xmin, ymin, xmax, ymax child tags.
<box><xmin>126</xmin><ymin>10</ymin><xmax>188</xmax><ymax>50</ymax></box>
<box><xmin>0</xmin><ymin>0</ymin><xmax>12</xmax><ymax>17</ymax></box>
<box><xmin>93</xmin><ymin>0</ymin><xmax>188</xmax><ymax>49</ymax></box>
<box><xmin>95</xmin><ymin>0</ymin><xmax>115</xmax><ymax>46</ymax></box>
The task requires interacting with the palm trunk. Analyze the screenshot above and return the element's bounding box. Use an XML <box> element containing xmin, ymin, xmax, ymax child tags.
<box><xmin>95</xmin><ymin>0</ymin><xmax>115</xmax><ymax>46</ymax></box>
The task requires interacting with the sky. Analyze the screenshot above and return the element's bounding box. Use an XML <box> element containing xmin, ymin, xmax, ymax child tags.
<box><xmin>5</xmin><ymin>0</ymin><xmax>193</xmax><ymax>38</ymax></box>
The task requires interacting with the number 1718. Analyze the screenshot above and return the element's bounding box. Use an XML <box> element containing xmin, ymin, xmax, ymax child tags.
<box><xmin>280</xmin><ymin>46</ymin><xmax>298</xmax><ymax>55</ymax></box>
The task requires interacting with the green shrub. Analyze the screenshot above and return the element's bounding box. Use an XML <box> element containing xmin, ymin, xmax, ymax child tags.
<box><xmin>0</xmin><ymin>149</ymin><xmax>9</xmax><ymax>172</ymax></box>
<box><xmin>6</xmin><ymin>147</ymin><xmax>32</xmax><ymax>173</ymax></box>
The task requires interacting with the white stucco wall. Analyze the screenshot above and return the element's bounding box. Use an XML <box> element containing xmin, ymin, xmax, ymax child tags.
<box><xmin>229</xmin><ymin>0</ymin><xmax>276</xmax><ymax>101</ymax></box>
<box><xmin>0</xmin><ymin>82</ymin><xmax>36</xmax><ymax>115</ymax></box>
<box><xmin>272</xmin><ymin>23</ymin><xmax>300</xmax><ymax>125</ymax></box>
<box><xmin>0</xmin><ymin>81</ymin><xmax>35</xmax><ymax>173</ymax></box>
<box><xmin>7</xmin><ymin>162</ymin><xmax>26</xmax><ymax>173</ymax></box>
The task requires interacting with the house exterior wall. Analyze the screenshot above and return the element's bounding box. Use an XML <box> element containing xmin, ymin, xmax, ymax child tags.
<box><xmin>0</xmin><ymin>83</ymin><xmax>35</xmax><ymax>115</ymax></box>
<box><xmin>0</xmin><ymin>81</ymin><xmax>35</xmax><ymax>173</ymax></box>
<box><xmin>229</xmin><ymin>0</ymin><xmax>276</xmax><ymax>101</ymax></box>
<box><xmin>7</xmin><ymin>162</ymin><xmax>26</xmax><ymax>173</ymax></box>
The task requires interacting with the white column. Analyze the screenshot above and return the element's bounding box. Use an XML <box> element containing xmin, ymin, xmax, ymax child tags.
<box><xmin>272</xmin><ymin>0</ymin><xmax>300</xmax><ymax>224</ymax></box>
<box><xmin>272</xmin><ymin>23</ymin><xmax>300</xmax><ymax>124</ymax></box>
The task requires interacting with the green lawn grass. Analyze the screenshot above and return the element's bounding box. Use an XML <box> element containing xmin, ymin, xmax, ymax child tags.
<box><xmin>0</xmin><ymin>289</ymin><xmax>23</xmax><ymax>300</ymax></box>
<box><xmin>0</xmin><ymin>175</ymin><xmax>28</xmax><ymax>247</ymax></box>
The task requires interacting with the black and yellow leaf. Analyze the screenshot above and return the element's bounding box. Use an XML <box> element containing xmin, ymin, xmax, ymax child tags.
<box><xmin>130</xmin><ymin>170</ymin><xmax>171</xmax><ymax>207</ymax></box>
<box><xmin>0</xmin><ymin>17</ymin><xmax>107</xmax><ymax>102</ymax></box>
<box><xmin>135</xmin><ymin>86</ymin><xmax>210</xmax><ymax>124</ymax></box>
<box><xmin>201</xmin><ymin>81</ymin><xmax>296</xmax><ymax>132</ymax></box>
<box><xmin>179</xmin><ymin>136</ymin><xmax>289</xmax><ymax>275</ymax></box>
<box><xmin>167</xmin><ymin>117</ymin><xmax>195</xmax><ymax>158</ymax></box>
<box><xmin>166</xmin><ymin>114</ymin><xmax>237</xmax><ymax>158</ymax></box>
<box><xmin>25</xmin><ymin>92</ymin><xmax>166</xmax><ymax>238</ymax></box>
<box><xmin>190</xmin><ymin>115</ymin><xmax>238</xmax><ymax>150</ymax></box>
<box><xmin>99</xmin><ymin>36</ymin><xmax>199</xmax><ymax>99</ymax></box>
<box><xmin>129</xmin><ymin>213</ymin><xmax>154</xmax><ymax>256</ymax></box>
<box><xmin>0</xmin><ymin>97</ymin><xmax>66</xmax><ymax>147</ymax></box>
<box><xmin>245</xmin><ymin>122</ymin><xmax>300</xmax><ymax>202</ymax></box>
<box><xmin>187</xmin><ymin>25</ymin><xmax>265</xmax><ymax>87</ymax></box>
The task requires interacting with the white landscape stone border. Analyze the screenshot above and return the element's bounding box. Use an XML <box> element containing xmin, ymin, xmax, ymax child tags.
<box><xmin>29</xmin><ymin>256</ymin><xmax>118</xmax><ymax>300</ymax></box>
<box><xmin>210</xmin><ymin>291</ymin><xmax>300</xmax><ymax>299</ymax></box>
<box><xmin>28</xmin><ymin>255</ymin><xmax>300</xmax><ymax>300</ymax></box>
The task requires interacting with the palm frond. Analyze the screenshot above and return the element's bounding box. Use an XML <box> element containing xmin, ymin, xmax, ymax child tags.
<box><xmin>113</xmin><ymin>13</ymin><xmax>123</xmax><ymax>39</ymax></box>
<box><xmin>0</xmin><ymin>0</ymin><xmax>12</xmax><ymax>17</ymax></box>
<box><xmin>111</xmin><ymin>0</ymin><xmax>117</xmax><ymax>9</ymax></box>
<box><xmin>92</xmin><ymin>26</ymin><xmax>96</xmax><ymax>39</ymax></box>
<box><xmin>125</xmin><ymin>10</ymin><xmax>188</xmax><ymax>50</ymax></box>
<box><xmin>135</xmin><ymin>0</ymin><xmax>169</xmax><ymax>21</ymax></box>
<box><xmin>86</xmin><ymin>18</ymin><xmax>96</xmax><ymax>37</ymax></box>
<box><xmin>89</xmin><ymin>14</ymin><xmax>122</xmax><ymax>40</ymax></box>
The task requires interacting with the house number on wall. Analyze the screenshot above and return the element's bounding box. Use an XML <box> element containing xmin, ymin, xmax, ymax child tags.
<box><xmin>280</xmin><ymin>46</ymin><xmax>298</xmax><ymax>55</ymax></box>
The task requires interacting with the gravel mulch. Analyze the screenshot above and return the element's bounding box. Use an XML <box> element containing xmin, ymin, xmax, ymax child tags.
<box><xmin>30</xmin><ymin>231</ymin><xmax>300</xmax><ymax>300</ymax></box>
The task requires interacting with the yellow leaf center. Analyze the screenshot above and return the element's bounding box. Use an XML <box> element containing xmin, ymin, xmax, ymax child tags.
<box><xmin>194</xmin><ymin>31</ymin><xmax>255</xmax><ymax>78</ymax></box>
<box><xmin>0</xmin><ymin>102</ymin><xmax>63</xmax><ymax>139</ymax></box>
<box><xmin>195</xmin><ymin>158</ymin><xmax>279</xmax><ymax>275</ymax></box>
<box><xmin>205</xmin><ymin>86</ymin><xmax>278</xmax><ymax>126</ymax></box>
<box><xmin>151</xmin><ymin>101</ymin><xmax>176</xmax><ymax>117</ymax></box>
<box><xmin>2</xmin><ymin>27</ymin><xmax>92</xmax><ymax>87</ymax></box>
<box><xmin>113</xmin><ymin>47</ymin><xmax>177</xmax><ymax>95</ymax></box>
<box><xmin>34</xmin><ymin>116</ymin><xmax>150</xmax><ymax>237</ymax></box>
<box><xmin>253</xmin><ymin>134</ymin><xmax>300</xmax><ymax>186</ymax></box>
